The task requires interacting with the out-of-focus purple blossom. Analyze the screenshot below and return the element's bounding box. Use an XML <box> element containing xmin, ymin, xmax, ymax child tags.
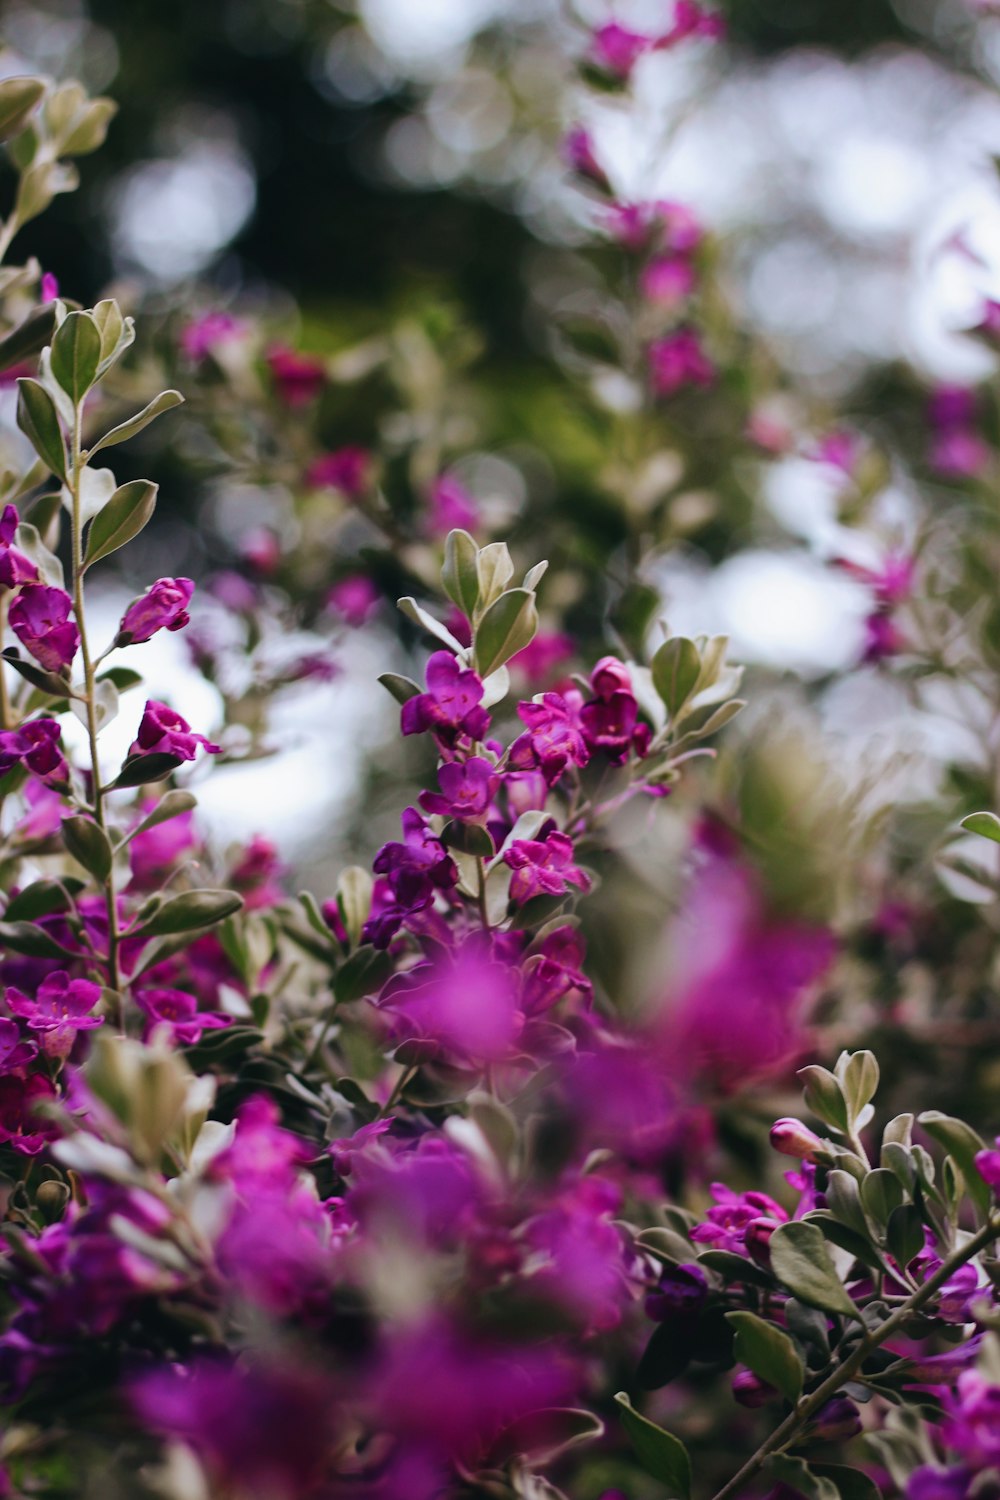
<box><xmin>0</xmin><ymin>719</ymin><xmax>68</xmax><ymax>785</ymax></box>
<box><xmin>0</xmin><ymin>505</ymin><xmax>39</xmax><ymax>589</ymax></box>
<box><xmin>809</xmin><ymin>1397</ymin><xmax>863</xmax><ymax>1441</ymax></box>
<box><xmin>645</xmin><ymin>1261</ymin><xmax>708</xmax><ymax>1323</ymax></box>
<box><xmin>930</xmin><ymin>428</ymin><xmax>990</xmax><ymax>478</ymax></box>
<box><xmin>428</xmin><ymin>474</ymin><xmax>478</xmax><ymax>536</ymax></box>
<box><xmin>118</xmin><ymin>577</ymin><xmax>194</xmax><ymax>644</ymax></box>
<box><xmin>0</xmin><ymin>1018</ymin><xmax>34</xmax><ymax>1073</ymax></box>
<box><xmin>589</xmin><ymin>22</ymin><xmax>652</xmax><ymax>79</ymax></box>
<box><xmin>327</xmin><ymin>574</ymin><xmax>380</xmax><ymax>627</ymax></box>
<box><xmin>40</xmin><ymin>272</ymin><xmax>59</xmax><ymax>302</ymax></box>
<box><xmin>9</xmin><ymin>585</ymin><xmax>78</xmax><ymax>674</ymax></box>
<box><xmin>522</xmin><ymin>1175</ymin><xmax>629</xmax><ymax>1330</ymax></box>
<box><xmin>929</xmin><ymin>386</ymin><xmax>977</xmax><ymax>429</ymax></box>
<box><xmin>134</xmin><ymin>988</ymin><xmax>231</xmax><ymax>1046</ymax></box>
<box><xmin>0</xmin><ymin>1072</ymin><xmax>58</xmax><ymax>1154</ymax></box>
<box><xmin>658</xmin><ymin>0</ymin><xmax>725</xmax><ymax>45</ymax></box>
<box><xmin>509</xmin><ymin>632</ymin><xmax>574</xmax><ymax>686</ymax></box>
<box><xmin>229</xmin><ymin>834</ymin><xmax>286</xmax><ymax>910</ymax></box>
<box><xmin>5</xmin><ymin>971</ymin><xmax>103</xmax><ymax>1058</ymax></box>
<box><xmin>328</xmin><ymin>1117</ymin><xmax>394</xmax><ymax>1178</ymax></box>
<box><xmin>306</xmin><ymin>445</ymin><xmax>371</xmax><ymax>496</ymax></box>
<box><xmin>733</xmin><ymin>1367</ymin><xmax>778</xmax><ymax>1407</ymax></box>
<box><xmin>814</xmin><ymin>428</ymin><xmax>861</xmax><ymax>474</ymax></box>
<box><xmin>363</xmin><ymin>807</ymin><xmax>458</xmax><ymax>947</ymax></box>
<box><xmin>975</xmin><ymin>1137</ymin><xmax>1000</xmax><ymax>1191</ymax></box>
<box><xmin>907</xmin><ymin>1468</ymin><xmax>971</xmax><ymax>1500</ymax></box>
<box><xmin>649</xmin><ymin>329</ymin><xmax>715</xmax><ymax>396</ymax></box>
<box><xmin>604</xmin><ymin>199</ymin><xmax>702</xmax><ymax>254</ymax></box>
<box><xmin>375</xmin><ymin>938</ymin><xmax>521</xmax><ymax>1063</ymax></box>
<box><xmin>128</xmin><ymin>799</ymin><xmax>199</xmax><ymax>889</ymax></box>
<box><xmin>207</xmin><ymin>569</ymin><xmax>259</xmax><ymax>613</ymax></box>
<box><xmin>641</xmin><ymin>255</ymin><xmax>697</xmax><ymax>306</ymax></box>
<box><xmin>180</xmin><ymin>311</ymin><xmax>245</xmax><ymax>361</ymax></box>
<box><xmin>130</xmin><ymin>1356</ymin><xmax>339</xmax><ymax>1500</ymax></box>
<box><xmin>419</xmin><ymin>756</ymin><xmax>499</xmax><ymax>822</ymax></box>
<box><xmin>563</xmin><ymin>126</ymin><xmax>609</xmax><ymax>189</ymax></box>
<box><xmin>510</xmin><ymin>691</ymin><xmax>589</xmax><ymax>784</ymax></box>
<box><xmin>942</xmin><ymin>1370</ymin><xmax>1000</xmax><ymax>1467</ymax></box>
<box><xmin>401</xmin><ymin>652</ymin><xmax>490</xmax><ymax>745</ymax></box>
<box><xmin>504</xmin><ymin>829</ymin><xmax>591</xmax><ymax>906</ymax></box>
<box><xmin>128</xmin><ymin>700</ymin><xmax>220</xmax><ymax>763</ymax></box>
<box><xmin>265</xmin><ymin>344</ymin><xmax>326</xmax><ymax>406</ymax></box>
<box><xmin>238</xmin><ymin>528</ymin><xmax>282</xmax><ymax>576</ymax></box>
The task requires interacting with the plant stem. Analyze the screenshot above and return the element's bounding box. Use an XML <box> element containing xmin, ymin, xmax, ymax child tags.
<box><xmin>69</xmin><ymin>404</ymin><xmax>122</xmax><ymax>1011</ymax></box>
<box><xmin>0</xmin><ymin>594</ymin><xmax>10</xmax><ymax>731</ymax></box>
<box><xmin>707</xmin><ymin>1214</ymin><xmax>1000</xmax><ymax>1500</ymax></box>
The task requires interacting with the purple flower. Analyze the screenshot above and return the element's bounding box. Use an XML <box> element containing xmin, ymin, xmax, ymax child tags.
<box><xmin>118</xmin><ymin>577</ymin><xmax>194</xmax><ymax>644</ymax></box>
<box><xmin>40</xmin><ymin>272</ymin><xmax>59</xmax><ymax>302</ymax></box>
<box><xmin>509</xmin><ymin>632</ymin><xmax>574</xmax><ymax>686</ymax></box>
<box><xmin>134</xmin><ymin>988</ymin><xmax>231</xmax><ymax>1046</ymax></box>
<box><xmin>770</xmin><ymin>1117</ymin><xmax>826</xmax><ymax>1161</ymax></box>
<box><xmin>975</xmin><ymin>1138</ymin><xmax>1000</xmax><ymax>1191</ymax></box>
<box><xmin>363</xmin><ymin>808</ymin><xmax>458</xmax><ymax>947</ymax></box>
<box><xmin>0</xmin><ymin>505</ymin><xmax>38</xmax><ymax>589</ymax></box>
<box><xmin>419</xmin><ymin>756</ymin><xmax>500</xmax><ymax>822</ymax></box>
<box><xmin>180</xmin><ymin>311</ymin><xmax>245</xmax><ymax>361</ymax></box>
<box><xmin>326</xmin><ymin>574</ymin><xmax>380</xmax><ymax>626</ymax></box>
<box><xmin>809</xmin><ymin>1397</ymin><xmax>862</xmax><ymax>1441</ymax></box>
<box><xmin>579</xmin><ymin>655</ymin><xmax>650</xmax><ymax>764</ymax></box>
<box><xmin>641</xmin><ymin>254</ymin><xmax>696</xmax><ymax>306</ymax></box>
<box><xmin>563</xmin><ymin>127</ymin><xmax>609</xmax><ymax>190</ymax></box>
<box><xmin>128</xmin><ymin>700</ymin><xmax>221</xmax><ymax>763</ymax></box>
<box><xmin>908</xmin><ymin>1468</ymin><xmax>971</xmax><ymax>1500</ymax></box>
<box><xmin>941</xmin><ymin>1371</ymin><xmax>1000</xmax><ymax>1468</ymax></box>
<box><xmin>690</xmin><ymin>1182</ymin><xmax>788</xmax><ymax>1256</ymax></box>
<box><xmin>0</xmin><ymin>719</ymin><xmax>68</xmax><ymax>784</ymax></box>
<box><xmin>589</xmin><ymin>22</ymin><xmax>652</xmax><ymax>80</ymax></box>
<box><xmin>649</xmin><ymin>329</ymin><xmax>715</xmax><ymax>396</ymax></box>
<box><xmin>265</xmin><ymin>344</ymin><xmax>326</xmax><ymax>406</ymax></box>
<box><xmin>0</xmin><ymin>1018</ymin><xmax>35</xmax><ymax>1073</ymax></box>
<box><xmin>504</xmin><ymin>829</ymin><xmax>591</xmax><ymax>906</ymax></box>
<box><xmin>510</xmin><ymin>691</ymin><xmax>589</xmax><ymax>784</ymax></box>
<box><xmin>5</xmin><ymin>971</ymin><xmax>103</xmax><ymax>1058</ymax></box>
<box><xmin>428</xmin><ymin>474</ymin><xmax>478</xmax><ymax>536</ymax></box>
<box><xmin>645</xmin><ymin>1261</ymin><xmax>708</xmax><ymax>1323</ymax></box>
<box><xmin>9</xmin><ymin>585</ymin><xmax>78</xmax><ymax>674</ymax></box>
<box><xmin>658</xmin><ymin>0</ymin><xmax>725</xmax><ymax>46</ymax></box>
<box><xmin>306</xmin><ymin>445</ymin><xmax>371</xmax><ymax>496</ymax></box>
<box><xmin>400</xmin><ymin>652</ymin><xmax>490</xmax><ymax>745</ymax></box>
<box><xmin>375</xmin><ymin>938</ymin><xmax>521</xmax><ymax>1063</ymax></box>
<box><xmin>0</xmin><ymin>1073</ymin><xmax>58</xmax><ymax>1154</ymax></box>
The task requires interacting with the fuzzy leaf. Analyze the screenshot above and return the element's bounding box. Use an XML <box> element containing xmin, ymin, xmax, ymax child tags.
<box><xmin>441</xmin><ymin>528</ymin><xmax>480</xmax><ymax>618</ymax></box>
<box><xmin>726</xmin><ymin>1310</ymin><xmax>804</xmax><ymax>1403</ymax></box>
<box><xmin>614</xmin><ymin>1394</ymin><xmax>690</xmax><ymax>1498</ymax></box>
<box><xmin>16</xmin><ymin>377</ymin><xmax>66</xmax><ymax>481</ymax></box>
<box><xmin>917</xmin><ymin>1111</ymin><xmax>991</xmax><ymax>1218</ymax></box>
<box><xmin>50</xmin><ymin>310</ymin><xmax>101</xmax><ymax>403</ymax></box>
<box><xmin>88</xmin><ymin>389</ymin><xmax>185</xmax><ymax>456</ymax></box>
<box><xmin>136</xmin><ymin>888</ymin><xmax>243</xmax><ymax>937</ymax></box>
<box><xmin>769</xmin><ymin>1221</ymin><xmax>862</xmax><ymax>1320</ymax></box>
<box><xmin>61</xmin><ymin>815</ymin><xmax>113</xmax><ymax>883</ymax></box>
<box><xmin>474</xmin><ymin>588</ymin><xmax>539</xmax><ymax>678</ymax></box>
<box><xmin>653</xmin><ymin>636</ymin><xmax>701</xmax><ymax>718</ymax></box>
<box><xmin>83</xmin><ymin>479</ymin><xmax>157</xmax><ymax>569</ymax></box>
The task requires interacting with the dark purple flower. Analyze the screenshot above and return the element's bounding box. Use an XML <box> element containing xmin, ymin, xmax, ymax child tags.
<box><xmin>579</xmin><ymin>655</ymin><xmax>650</xmax><ymax>764</ymax></box>
<box><xmin>419</xmin><ymin>756</ymin><xmax>500</xmax><ymax>822</ymax></box>
<box><xmin>118</xmin><ymin>577</ymin><xmax>194</xmax><ymax>644</ymax></box>
<box><xmin>128</xmin><ymin>700</ymin><xmax>220</xmax><ymax>763</ymax></box>
<box><xmin>504</xmin><ymin>829</ymin><xmax>591</xmax><ymax>906</ymax></box>
<box><xmin>265</xmin><ymin>344</ymin><xmax>326</xmax><ymax>406</ymax></box>
<box><xmin>0</xmin><ymin>719</ymin><xmax>68</xmax><ymax>784</ymax></box>
<box><xmin>0</xmin><ymin>1073</ymin><xmax>58</xmax><ymax>1154</ymax></box>
<box><xmin>690</xmin><ymin>1182</ymin><xmax>789</xmax><ymax>1257</ymax></box>
<box><xmin>0</xmin><ymin>505</ymin><xmax>38</xmax><ymax>589</ymax></box>
<box><xmin>658</xmin><ymin>0</ymin><xmax>725</xmax><ymax>46</ymax></box>
<box><xmin>305</xmin><ymin>445</ymin><xmax>371</xmax><ymax>496</ymax></box>
<box><xmin>40</xmin><ymin>272</ymin><xmax>59</xmax><ymax>302</ymax></box>
<box><xmin>510</xmin><ymin>691</ymin><xmax>589</xmax><ymax>784</ymax></box>
<box><xmin>5</xmin><ymin>971</ymin><xmax>103</xmax><ymax>1058</ymax></box>
<box><xmin>733</xmin><ymin>1368</ymin><xmax>778</xmax><ymax>1407</ymax></box>
<box><xmin>908</xmin><ymin>1468</ymin><xmax>971</xmax><ymax>1500</ymax></box>
<box><xmin>363</xmin><ymin>808</ymin><xmax>458</xmax><ymax>947</ymax></box>
<box><xmin>9</xmin><ymin>585</ymin><xmax>78</xmax><ymax>674</ymax></box>
<box><xmin>649</xmin><ymin>330</ymin><xmax>715</xmax><ymax>396</ymax></box>
<box><xmin>0</xmin><ymin>1018</ymin><xmax>35</xmax><ymax>1073</ymax></box>
<box><xmin>400</xmin><ymin>652</ymin><xmax>490</xmax><ymax>745</ymax></box>
<box><xmin>809</xmin><ymin>1397</ymin><xmax>862</xmax><ymax>1441</ymax></box>
<box><xmin>134</xmin><ymin>988</ymin><xmax>231</xmax><ymax>1046</ymax></box>
<box><xmin>976</xmin><ymin>1139</ymin><xmax>1000</xmax><ymax>1191</ymax></box>
<box><xmin>645</xmin><ymin>1262</ymin><xmax>708</xmax><ymax>1323</ymax></box>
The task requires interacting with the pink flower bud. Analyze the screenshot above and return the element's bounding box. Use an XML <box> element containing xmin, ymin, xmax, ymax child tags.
<box><xmin>770</xmin><ymin>1117</ymin><xmax>825</xmax><ymax>1161</ymax></box>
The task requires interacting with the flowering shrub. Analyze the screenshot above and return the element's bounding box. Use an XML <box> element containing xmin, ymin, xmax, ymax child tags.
<box><xmin>0</xmin><ymin>11</ymin><xmax>1000</xmax><ymax>1500</ymax></box>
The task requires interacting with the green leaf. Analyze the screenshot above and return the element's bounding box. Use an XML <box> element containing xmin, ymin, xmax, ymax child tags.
<box><xmin>0</xmin><ymin>303</ymin><xmax>58</xmax><ymax>374</ymax></box>
<box><xmin>0</xmin><ymin>77</ymin><xmax>45</xmax><ymax>142</ymax></box>
<box><xmin>441</xmin><ymin>528</ymin><xmax>480</xmax><ymax>618</ymax></box>
<box><xmin>0</xmin><ymin>921</ymin><xmax>80</xmax><ymax>959</ymax></box>
<box><xmin>476</xmin><ymin>542</ymin><xmax>515</xmax><ymax>609</ymax></box>
<box><xmin>825</xmin><ymin>1169</ymin><xmax>871</xmax><ymax>1238</ymax></box>
<box><xmin>335</xmin><ymin>866</ymin><xmax>373</xmax><ymax>949</ymax></box>
<box><xmin>960</xmin><ymin>811</ymin><xmax>1000</xmax><ymax>843</ymax></box>
<box><xmin>97</xmin><ymin>666</ymin><xmax>144</xmax><ymax>693</ymax></box>
<box><xmin>111</xmin><ymin>752</ymin><xmax>184</xmax><ymax>789</ymax></box>
<box><xmin>860</xmin><ymin>1168</ymin><xmax>904</xmax><ymax>1230</ymax></box>
<box><xmin>805</xmin><ymin>1211</ymin><xmax>885</xmax><ymax>1270</ymax></box>
<box><xmin>87</xmin><ymin>389</ymin><xmax>185</xmax><ymax>456</ymax></box>
<box><xmin>16</xmin><ymin>377</ymin><xmax>66</xmax><ymax>481</ymax></box>
<box><xmin>61</xmin><ymin>815</ymin><xmax>113</xmax><ymax>883</ymax></box>
<box><xmin>887</xmin><ymin>1203</ymin><xmax>925</xmax><ymax>1270</ymax></box>
<box><xmin>838</xmin><ymin>1050</ymin><xmax>880</xmax><ymax>1126</ymax></box>
<box><xmin>83</xmin><ymin>479</ymin><xmax>157</xmax><ymax>569</ymax></box>
<box><xmin>769</xmin><ymin>1221</ymin><xmax>862</xmax><ymax>1321</ymax></box>
<box><xmin>60</xmin><ymin>97</ymin><xmax>116</xmax><ymax>156</ymax></box>
<box><xmin>725</xmin><ymin>1310</ymin><xmax>804</xmax><ymax>1403</ymax></box>
<box><xmin>378</xmin><ymin>672</ymin><xmax>422</xmax><ymax>705</ymax></box>
<box><xmin>474</xmin><ymin>588</ymin><xmax>539</xmax><ymax>677</ymax></box>
<box><xmin>136</xmin><ymin>889</ymin><xmax>243</xmax><ymax>937</ymax></box>
<box><xmin>653</xmin><ymin>636</ymin><xmax>701</xmax><ymax>718</ymax></box>
<box><xmin>397</xmin><ymin>596</ymin><xmax>465</xmax><ymax>651</ymax></box>
<box><xmin>763</xmin><ymin>1455</ymin><xmax>839</xmax><ymax>1500</ymax></box>
<box><xmin>798</xmin><ymin>1064</ymin><xmax>850</xmax><ymax>1133</ymax></box>
<box><xmin>613</xmin><ymin>1394</ymin><xmax>691</xmax><ymax>1499</ymax></box>
<box><xmin>334</xmin><ymin>945</ymin><xmax>393</xmax><ymax>1005</ymax></box>
<box><xmin>124</xmin><ymin>791</ymin><xmax>197</xmax><ymax>842</ymax></box>
<box><xmin>810</xmin><ymin>1465</ymin><xmax>882</xmax><ymax>1500</ymax></box>
<box><xmin>1</xmin><ymin>647</ymin><xmax>71</xmax><ymax>698</ymax></box>
<box><xmin>50</xmin><ymin>310</ymin><xmax>101</xmax><ymax>403</ymax></box>
<box><xmin>695</xmin><ymin>1248</ymin><xmax>774</xmax><ymax>1287</ymax></box>
<box><xmin>4</xmin><ymin>879</ymin><xmax>81</xmax><ymax>923</ymax></box>
<box><xmin>917</xmin><ymin>1111</ymin><xmax>991</xmax><ymax>1218</ymax></box>
<box><xmin>442</xmin><ymin>819</ymin><xmax>495</xmax><ymax>857</ymax></box>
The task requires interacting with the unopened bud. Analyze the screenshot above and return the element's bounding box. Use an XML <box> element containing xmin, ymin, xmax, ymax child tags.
<box><xmin>732</xmin><ymin>1368</ymin><xmax>777</xmax><ymax>1408</ymax></box>
<box><xmin>770</xmin><ymin>1117</ymin><xmax>825</xmax><ymax>1161</ymax></box>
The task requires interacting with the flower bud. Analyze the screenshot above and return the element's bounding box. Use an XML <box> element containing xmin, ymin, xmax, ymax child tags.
<box><xmin>770</xmin><ymin>1117</ymin><xmax>825</xmax><ymax>1161</ymax></box>
<box><xmin>744</xmin><ymin>1215</ymin><xmax>779</xmax><ymax>1269</ymax></box>
<box><xmin>809</xmin><ymin>1397</ymin><xmax>862</xmax><ymax>1441</ymax></box>
<box><xmin>732</xmin><ymin>1368</ymin><xmax>777</xmax><ymax>1408</ymax></box>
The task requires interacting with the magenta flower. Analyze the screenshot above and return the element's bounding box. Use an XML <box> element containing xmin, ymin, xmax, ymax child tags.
<box><xmin>128</xmin><ymin>700</ymin><xmax>220</xmax><ymax>763</ymax></box>
<box><xmin>375</xmin><ymin>939</ymin><xmax>521</xmax><ymax>1063</ymax></box>
<box><xmin>930</xmin><ymin>428</ymin><xmax>990</xmax><ymax>478</ymax></box>
<box><xmin>0</xmin><ymin>1073</ymin><xmax>58</xmax><ymax>1154</ymax></box>
<box><xmin>428</xmin><ymin>474</ymin><xmax>478</xmax><ymax>536</ymax></box>
<box><xmin>5</xmin><ymin>971</ymin><xmax>103</xmax><ymax>1058</ymax></box>
<box><xmin>648</xmin><ymin>329</ymin><xmax>715</xmax><ymax>396</ymax></box>
<box><xmin>134</xmin><ymin>988</ymin><xmax>231</xmax><ymax>1046</ymax></box>
<box><xmin>306</xmin><ymin>444</ymin><xmax>371</xmax><ymax>496</ymax></box>
<box><xmin>364</xmin><ymin>807</ymin><xmax>459</xmax><ymax>947</ymax></box>
<box><xmin>510</xmin><ymin>691</ymin><xmax>589</xmax><ymax>784</ymax></box>
<box><xmin>400</xmin><ymin>651</ymin><xmax>490</xmax><ymax>745</ymax></box>
<box><xmin>40</xmin><ymin>272</ymin><xmax>59</xmax><ymax>302</ymax></box>
<box><xmin>690</xmin><ymin>1182</ymin><xmax>789</xmax><ymax>1257</ymax></box>
<box><xmin>327</xmin><ymin>574</ymin><xmax>380</xmax><ymax>626</ymax></box>
<box><xmin>508</xmin><ymin>631</ymin><xmax>573</xmax><ymax>686</ymax></box>
<box><xmin>0</xmin><ymin>719</ymin><xmax>68</xmax><ymax>785</ymax></box>
<box><xmin>9</xmin><ymin>586</ymin><xmax>78</xmax><ymax>674</ymax></box>
<box><xmin>940</xmin><ymin>1370</ymin><xmax>1000</xmax><ymax>1468</ymax></box>
<box><xmin>589</xmin><ymin>22</ymin><xmax>652</xmax><ymax>80</ymax></box>
<box><xmin>770</xmin><ymin>1117</ymin><xmax>825</xmax><ymax>1161</ymax></box>
<box><xmin>563</xmin><ymin>126</ymin><xmax>609</xmax><ymax>190</ymax></box>
<box><xmin>0</xmin><ymin>1018</ymin><xmax>35</xmax><ymax>1073</ymax></box>
<box><xmin>579</xmin><ymin>656</ymin><xmax>650</xmax><ymax>763</ymax></box>
<box><xmin>975</xmin><ymin>1138</ymin><xmax>1000</xmax><ymax>1191</ymax></box>
<box><xmin>118</xmin><ymin>577</ymin><xmax>194</xmax><ymax>644</ymax></box>
<box><xmin>657</xmin><ymin>0</ymin><xmax>725</xmax><ymax>46</ymax></box>
<box><xmin>238</xmin><ymin>528</ymin><xmax>281</xmax><ymax>576</ymax></box>
<box><xmin>419</xmin><ymin>756</ymin><xmax>500</xmax><ymax>822</ymax></box>
<box><xmin>640</xmin><ymin>254</ymin><xmax>696</xmax><ymax>306</ymax></box>
<box><xmin>504</xmin><ymin>829</ymin><xmax>591</xmax><ymax>906</ymax></box>
<box><xmin>0</xmin><ymin>506</ymin><xmax>38</xmax><ymax>590</ymax></box>
<box><xmin>265</xmin><ymin>344</ymin><xmax>326</xmax><ymax>406</ymax></box>
<box><xmin>180</xmin><ymin>311</ymin><xmax>245</xmax><ymax>361</ymax></box>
